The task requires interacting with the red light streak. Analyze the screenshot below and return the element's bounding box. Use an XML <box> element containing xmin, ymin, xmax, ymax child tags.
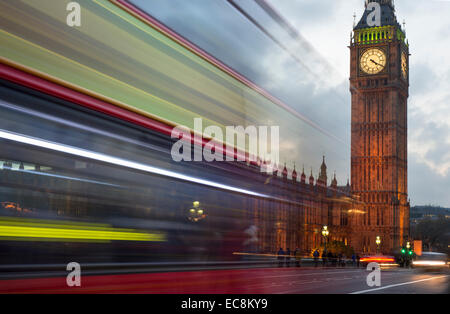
<box><xmin>360</xmin><ymin>257</ymin><xmax>395</xmax><ymax>263</ymax></box>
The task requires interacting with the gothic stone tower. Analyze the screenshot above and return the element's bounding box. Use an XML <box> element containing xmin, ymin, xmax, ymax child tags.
<box><xmin>350</xmin><ymin>0</ymin><xmax>410</xmax><ymax>253</ymax></box>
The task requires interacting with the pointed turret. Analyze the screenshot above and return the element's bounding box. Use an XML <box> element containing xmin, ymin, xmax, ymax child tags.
<box><xmin>273</xmin><ymin>164</ymin><xmax>278</xmax><ymax>176</ymax></box>
<box><xmin>292</xmin><ymin>164</ymin><xmax>297</xmax><ymax>182</ymax></box>
<box><xmin>309</xmin><ymin>168</ymin><xmax>315</xmax><ymax>186</ymax></box>
<box><xmin>319</xmin><ymin>155</ymin><xmax>328</xmax><ymax>186</ymax></box>
<box><xmin>331</xmin><ymin>171</ymin><xmax>338</xmax><ymax>188</ymax></box>
<box><xmin>300</xmin><ymin>165</ymin><xmax>306</xmax><ymax>184</ymax></box>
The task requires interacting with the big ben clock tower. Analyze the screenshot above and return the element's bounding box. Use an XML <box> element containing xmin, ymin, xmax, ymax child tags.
<box><xmin>350</xmin><ymin>0</ymin><xmax>410</xmax><ymax>253</ymax></box>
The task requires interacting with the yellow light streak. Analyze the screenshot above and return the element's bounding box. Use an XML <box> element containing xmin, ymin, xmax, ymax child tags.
<box><xmin>0</xmin><ymin>217</ymin><xmax>166</xmax><ymax>242</ymax></box>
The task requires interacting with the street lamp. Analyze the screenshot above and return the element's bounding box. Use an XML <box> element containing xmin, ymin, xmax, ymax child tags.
<box><xmin>322</xmin><ymin>225</ymin><xmax>329</xmax><ymax>251</ymax></box>
<box><xmin>188</xmin><ymin>201</ymin><xmax>206</xmax><ymax>222</ymax></box>
<box><xmin>376</xmin><ymin>236</ymin><xmax>381</xmax><ymax>254</ymax></box>
<box><xmin>406</xmin><ymin>241</ymin><xmax>411</xmax><ymax>250</ymax></box>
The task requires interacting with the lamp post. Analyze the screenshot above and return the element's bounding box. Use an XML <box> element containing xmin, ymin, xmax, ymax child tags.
<box><xmin>376</xmin><ymin>236</ymin><xmax>381</xmax><ymax>254</ymax></box>
<box><xmin>405</xmin><ymin>241</ymin><xmax>412</xmax><ymax>268</ymax></box>
<box><xmin>322</xmin><ymin>225</ymin><xmax>329</xmax><ymax>252</ymax></box>
<box><xmin>188</xmin><ymin>201</ymin><xmax>206</xmax><ymax>222</ymax></box>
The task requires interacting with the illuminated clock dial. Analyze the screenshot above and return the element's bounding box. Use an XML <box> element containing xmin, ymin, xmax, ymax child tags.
<box><xmin>360</xmin><ymin>48</ymin><xmax>387</xmax><ymax>75</ymax></box>
<box><xmin>401</xmin><ymin>52</ymin><xmax>408</xmax><ymax>79</ymax></box>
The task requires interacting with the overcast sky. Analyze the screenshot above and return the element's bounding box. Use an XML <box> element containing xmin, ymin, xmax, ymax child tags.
<box><xmin>271</xmin><ymin>0</ymin><xmax>450</xmax><ymax>207</ymax></box>
<box><xmin>135</xmin><ymin>0</ymin><xmax>450</xmax><ymax>207</ymax></box>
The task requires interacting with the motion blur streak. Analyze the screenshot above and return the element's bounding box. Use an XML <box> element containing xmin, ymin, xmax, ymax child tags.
<box><xmin>8</xmin><ymin>168</ymin><xmax>121</xmax><ymax>188</ymax></box>
<box><xmin>0</xmin><ymin>217</ymin><xmax>165</xmax><ymax>242</ymax></box>
<box><xmin>412</xmin><ymin>261</ymin><xmax>446</xmax><ymax>266</ymax></box>
<box><xmin>0</xmin><ymin>100</ymin><xmax>168</xmax><ymax>155</ymax></box>
<box><xmin>359</xmin><ymin>257</ymin><xmax>395</xmax><ymax>263</ymax></box>
<box><xmin>0</xmin><ymin>129</ymin><xmax>268</xmax><ymax>199</ymax></box>
<box><xmin>0</xmin><ymin>0</ymin><xmax>348</xmax><ymax>167</ymax></box>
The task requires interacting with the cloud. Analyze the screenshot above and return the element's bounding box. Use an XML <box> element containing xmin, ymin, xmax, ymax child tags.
<box><xmin>272</xmin><ymin>0</ymin><xmax>450</xmax><ymax>206</ymax></box>
<box><xmin>409</xmin><ymin>119</ymin><xmax>450</xmax><ymax>177</ymax></box>
<box><xmin>409</xmin><ymin>154</ymin><xmax>450</xmax><ymax>207</ymax></box>
<box><xmin>409</xmin><ymin>63</ymin><xmax>438</xmax><ymax>95</ymax></box>
<box><xmin>408</xmin><ymin>61</ymin><xmax>450</xmax><ymax>181</ymax></box>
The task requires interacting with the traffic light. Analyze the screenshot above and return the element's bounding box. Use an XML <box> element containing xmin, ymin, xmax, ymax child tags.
<box><xmin>401</xmin><ymin>248</ymin><xmax>406</xmax><ymax>254</ymax></box>
<box><xmin>408</xmin><ymin>250</ymin><xmax>413</xmax><ymax>256</ymax></box>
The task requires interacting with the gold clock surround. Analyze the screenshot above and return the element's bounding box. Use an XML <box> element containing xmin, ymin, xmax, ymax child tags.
<box><xmin>360</xmin><ymin>48</ymin><xmax>387</xmax><ymax>75</ymax></box>
<box><xmin>401</xmin><ymin>51</ymin><xmax>408</xmax><ymax>80</ymax></box>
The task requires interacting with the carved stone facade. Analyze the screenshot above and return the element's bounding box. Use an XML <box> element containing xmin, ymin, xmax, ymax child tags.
<box><xmin>248</xmin><ymin>160</ymin><xmax>354</xmax><ymax>255</ymax></box>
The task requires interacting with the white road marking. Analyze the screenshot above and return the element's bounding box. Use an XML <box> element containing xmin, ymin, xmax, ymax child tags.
<box><xmin>259</xmin><ymin>269</ymin><xmax>364</xmax><ymax>280</ymax></box>
<box><xmin>349</xmin><ymin>275</ymin><xmax>449</xmax><ymax>294</ymax></box>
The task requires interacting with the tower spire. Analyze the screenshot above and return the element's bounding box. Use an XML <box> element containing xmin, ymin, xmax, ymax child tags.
<box><xmin>319</xmin><ymin>155</ymin><xmax>328</xmax><ymax>184</ymax></box>
<box><xmin>365</xmin><ymin>0</ymin><xmax>393</xmax><ymax>8</ymax></box>
<box><xmin>292</xmin><ymin>163</ymin><xmax>297</xmax><ymax>182</ymax></box>
<box><xmin>356</xmin><ymin>0</ymin><xmax>398</xmax><ymax>30</ymax></box>
<box><xmin>331</xmin><ymin>171</ymin><xmax>338</xmax><ymax>188</ymax></box>
<box><xmin>309</xmin><ymin>167</ymin><xmax>314</xmax><ymax>186</ymax></box>
<box><xmin>282</xmin><ymin>162</ymin><xmax>288</xmax><ymax>179</ymax></box>
<box><xmin>300</xmin><ymin>164</ymin><xmax>306</xmax><ymax>184</ymax></box>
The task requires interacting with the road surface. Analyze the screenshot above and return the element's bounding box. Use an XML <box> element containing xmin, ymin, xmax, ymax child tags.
<box><xmin>0</xmin><ymin>266</ymin><xmax>448</xmax><ymax>294</ymax></box>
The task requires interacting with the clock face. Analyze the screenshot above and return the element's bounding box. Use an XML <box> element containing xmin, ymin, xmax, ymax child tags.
<box><xmin>360</xmin><ymin>48</ymin><xmax>387</xmax><ymax>75</ymax></box>
<box><xmin>401</xmin><ymin>52</ymin><xmax>408</xmax><ymax>79</ymax></box>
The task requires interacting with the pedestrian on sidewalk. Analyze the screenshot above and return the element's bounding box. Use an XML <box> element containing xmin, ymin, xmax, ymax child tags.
<box><xmin>328</xmin><ymin>251</ymin><xmax>334</xmax><ymax>267</ymax></box>
<box><xmin>313</xmin><ymin>249</ymin><xmax>320</xmax><ymax>267</ymax></box>
<box><xmin>277</xmin><ymin>248</ymin><xmax>285</xmax><ymax>267</ymax></box>
<box><xmin>295</xmin><ymin>248</ymin><xmax>302</xmax><ymax>267</ymax></box>
<box><xmin>321</xmin><ymin>250</ymin><xmax>328</xmax><ymax>267</ymax></box>
<box><xmin>285</xmin><ymin>248</ymin><xmax>291</xmax><ymax>267</ymax></box>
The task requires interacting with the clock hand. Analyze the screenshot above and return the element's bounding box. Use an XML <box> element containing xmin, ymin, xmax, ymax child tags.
<box><xmin>370</xmin><ymin>59</ymin><xmax>381</xmax><ymax>66</ymax></box>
